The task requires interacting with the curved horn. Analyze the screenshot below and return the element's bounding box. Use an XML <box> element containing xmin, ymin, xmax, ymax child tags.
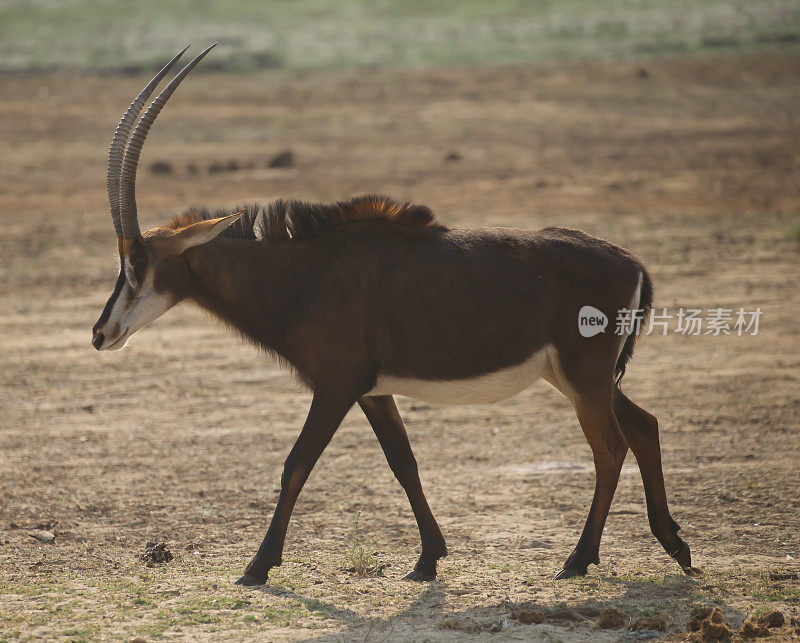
<box><xmin>106</xmin><ymin>46</ymin><xmax>189</xmax><ymax>239</ymax></box>
<box><xmin>119</xmin><ymin>43</ymin><xmax>217</xmax><ymax>240</ymax></box>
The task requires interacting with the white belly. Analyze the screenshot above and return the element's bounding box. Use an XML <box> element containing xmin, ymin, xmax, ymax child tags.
<box><xmin>367</xmin><ymin>345</ymin><xmax>552</xmax><ymax>405</ymax></box>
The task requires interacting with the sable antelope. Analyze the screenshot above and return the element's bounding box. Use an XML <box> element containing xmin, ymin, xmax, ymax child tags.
<box><xmin>93</xmin><ymin>45</ymin><xmax>699</xmax><ymax>586</ymax></box>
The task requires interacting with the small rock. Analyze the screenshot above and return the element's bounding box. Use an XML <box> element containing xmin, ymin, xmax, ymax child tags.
<box><xmin>630</xmin><ymin>613</ymin><xmax>668</xmax><ymax>631</ymax></box>
<box><xmin>688</xmin><ymin>608</ymin><xmax>732</xmax><ymax>641</ymax></box>
<box><xmin>139</xmin><ymin>541</ymin><xmax>173</xmax><ymax>566</ymax></box>
<box><xmin>701</xmin><ymin>615</ymin><xmax>732</xmax><ymax>641</ymax></box>
<box><xmin>444</xmin><ymin>151</ymin><xmax>461</xmax><ymax>162</ymax></box>
<box><xmin>267</xmin><ymin>149</ymin><xmax>294</xmax><ymax>168</ymax></box>
<box><xmin>27</xmin><ymin>529</ymin><xmax>55</xmax><ymax>543</ymax></box>
<box><xmin>688</xmin><ymin>605</ymin><xmax>715</xmax><ymax>631</ymax></box>
<box><xmin>636</xmin><ymin>67</ymin><xmax>651</xmax><ymax>79</ymax></box>
<box><xmin>740</xmin><ymin>618</ymin><xmax>769</xmax><ymax>639</ymax></box>
<box><xmin>757</xmin><ymin>610</ymin><xmax>785</xmax><ymax>629</ymax></box>
<box><xmin>150</xmin><ymin>161</ymin><xmax>173</xmax><ymax>175</ymax></box>
<box><xmin>596</xmin><ymin>606</ymin><xmax>628</xmax><ymax>629</ymax></box>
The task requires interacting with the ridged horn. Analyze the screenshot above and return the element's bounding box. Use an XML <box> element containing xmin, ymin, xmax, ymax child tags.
<box><xmin>106</xmin><ymin>46</ymin><xmax>189</xmax><ymax>239</ymax></box>
<box><xmin>119</xmin><ymin>43</ymin><xmax>217</xmax><ymax>240</ymax></box>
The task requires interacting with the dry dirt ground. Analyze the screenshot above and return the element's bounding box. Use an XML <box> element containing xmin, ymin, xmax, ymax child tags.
<box><xmin>1</xmin><ymin>55</ymin><xmax>799</xmax><ymax>641</ymax></box>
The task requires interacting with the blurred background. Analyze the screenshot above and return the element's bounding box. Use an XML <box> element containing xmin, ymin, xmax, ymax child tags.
<box><xmin>2</xmin><ymin>0</ymin><xmax>800</xmax><ymax>72</ymax></box>
<box><xmin>1</xmin><ymin>2</ymin><xmax>799</xmax><ymax>640</ymax></box>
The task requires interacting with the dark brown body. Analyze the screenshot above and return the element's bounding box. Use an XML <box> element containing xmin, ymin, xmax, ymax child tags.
<box><xmin>94</xmin><ymin>50</ymin><xmax>697</xmax><ymax>586</ymax></box>
<box><xmin>183</xmin><ymin>219</ymin><xmax>640</xmax><ymax>390</ymax></box>
<box><xmin>124</xmin><ymin>198</ymin><xmax>696</xmax><ymax>584</ymax></box>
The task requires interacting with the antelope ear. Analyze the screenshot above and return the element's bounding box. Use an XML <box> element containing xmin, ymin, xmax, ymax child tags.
<box><xmin>172</xmin><ymin>212</ymin><xmax>242</xmax><ymax>252</ymax></box>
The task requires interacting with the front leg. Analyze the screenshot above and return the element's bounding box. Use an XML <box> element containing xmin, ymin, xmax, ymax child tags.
<box><xmin>235</xmin><ymin>390</ymin><xmax>357</xmax><ymax>586</ymax></box>
<box><xmin>358</xmin><ymin>395</ymin><xmax>447</xmax><ymax>581</ymax></box>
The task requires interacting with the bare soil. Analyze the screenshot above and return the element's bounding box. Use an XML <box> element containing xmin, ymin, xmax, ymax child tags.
<box><xmin>1</xmin><ymin>55</ymin><xmax>799</xmax><ymax>641</ymax></box>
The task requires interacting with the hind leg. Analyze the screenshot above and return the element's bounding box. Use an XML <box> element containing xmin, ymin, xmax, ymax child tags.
<box><xmin>613</xmin><ymin>388</ymin><xmax>700</xmax><ymax>575</ymax></box>
<box><xmin>556</xmin><ymin>394</ymin><xmax>629</xmax><ymax>579</ymax></box>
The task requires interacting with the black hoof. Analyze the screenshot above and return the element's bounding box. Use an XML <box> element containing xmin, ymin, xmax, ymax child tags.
<box><xmin>402</xmin><ymin>569</ymin><xmax>436</xmax><ymax>582</ymax></box>
<box><xmin>234</xmin><ymin>574</ymin><xmax>266</xmax><ymax>587</ymax></box>
<box><xmin>682</xmin><ymin>566</ymin><xmax>703</xmax><ymax>577</ymax></box>
<box><xmin>669</xmin><ymin>540</ymin><xmax>694</xmax><ymax>570</ymax></box>
<box><xmin>554</xmin><ymin>567</ymin><xmax>587</xmax><ymax>580</ymax></box>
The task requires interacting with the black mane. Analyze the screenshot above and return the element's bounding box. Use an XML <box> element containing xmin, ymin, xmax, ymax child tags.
<box><xmin>171</xmin><ymin>195</ymin><xmax>445</xmax><ymax>240</ymax></box>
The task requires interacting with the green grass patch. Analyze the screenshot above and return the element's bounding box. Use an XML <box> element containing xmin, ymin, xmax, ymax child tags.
<box><xmin>60</xmin><ymin>624</ymin><xmax>100</xmax><ymax>641</ymax></box>
<box><xmin>344</xmin><ymin>511</ymin><xmax>385</xmax><ymax>577</ymax></box>
<box><xmin>750</xmin><ymin>584</ymin><xmax>800</xmax><ymax>605</ymax></box>
<box><xmin>1</xmin><ymin>0</ymin><xmax>799</xmax><ymax>73</ymax></box>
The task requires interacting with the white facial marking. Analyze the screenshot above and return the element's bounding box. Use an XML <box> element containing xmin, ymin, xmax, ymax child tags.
<box><xmin>98</xmin><ymin>266</ymin><xmax>173</xmax><ymax>350</ymax></box>
<box><xmin>368</xmin><ymin>345</ymin><xmax>552</xmax><ymax>405</ymax></box>
<box><xmin>123</xmin><ymin>255</ymin><xmax>138</xmax><ymax>290</ymax></box>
